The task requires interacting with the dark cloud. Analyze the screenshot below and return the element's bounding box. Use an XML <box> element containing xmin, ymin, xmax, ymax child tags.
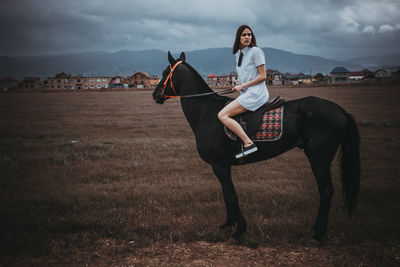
<box><xmin>1</xmin><ymin>0</ymin><xmax>399</xmax><ymax>59</ymax></box>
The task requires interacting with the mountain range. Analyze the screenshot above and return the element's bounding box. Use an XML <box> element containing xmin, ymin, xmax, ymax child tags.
<box><xmin>1</xmin><ymin>48</ymin><xmax>399</xmax><ymax>80</ymax></box>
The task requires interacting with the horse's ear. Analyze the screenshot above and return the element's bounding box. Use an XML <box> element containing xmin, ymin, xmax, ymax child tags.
<box><xmin>168</xmin><ymin>51</ymin><xmax>176</xmax><ymax>65</ymax></box>
<box><xmin>179</xmin><ymin>52</ymin><xmax>185</xmax><ymax>62</ymax></box>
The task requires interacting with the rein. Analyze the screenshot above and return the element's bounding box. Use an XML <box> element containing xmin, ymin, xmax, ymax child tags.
<box><xmin>180</xmin><ymin>88</ymin><xmax>233</xmax><ymax>98</ymax></box>
<box><xmin>161</xmin><ymin>61</ymin><xmax>233</xmax><ymax>99</ymax></box>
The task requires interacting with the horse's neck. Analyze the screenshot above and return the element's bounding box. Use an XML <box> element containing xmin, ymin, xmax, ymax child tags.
<box><xmin>180</xmin><ymin>86</ymin><xmax>224</xmax><ymax>131</ymax></box>
<box><xmin>177</xmin><ymin>65</ymin><xmax>226</xmax><ymax>130</ymax></box>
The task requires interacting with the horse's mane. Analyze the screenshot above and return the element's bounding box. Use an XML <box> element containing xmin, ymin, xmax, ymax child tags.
<box><xmin>182</xmin><ymin>62</ymin><xmax>232</xmax><ymax>102</ymax></box>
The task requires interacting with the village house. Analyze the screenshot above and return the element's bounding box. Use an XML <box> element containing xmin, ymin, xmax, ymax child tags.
<box><xmin>298</xmin><ymin>74</ymin><xmax>313</xmax><ymax>84</ymax></box>
<box><xmin>266</xmin><ymin>69</ymin><xmax>283</xmax><ymax>85</ymax></box>
<box><xmin>123</xmin><ymin>78</ymin><xmax>131</xmax><ymax>87</ymax></box>
<box><xmin>130</xmin><ymin>72</ymin><xmax>160</xmax><ymax>88</ymax></box>
<box><xmin>283</xmin><ymin>73</ymin><xmax>303</xmax><ymax>85</ymax></box>
<box><xmin>148</xmin><ymin>75</ymin><xmax>161</xmax><ymax>87</ymax></box>
<box><xmin>374</xmin><ymin>69</ymin><xmax>390</xmax><ymax>79</ymax></box>
<box><xmin>393</xmin><ymin>68</ymin><xmax>400</xmax><ymax>80</ymax></box>
<box><xmin>47</xmin><ymin>73</ymin><xmax>111</xmax><ymax>90</ymax></box>
<box><xmin>0</xmin><ymin>76</ymin><xmax>18</xmax><ymax>90</ymax></box>
<box><xmin>330</xmin><ymin>67</ymin><xmax>349</xmax><ymax>83</ymax></box>
<box><xmin>19</xmin><ymin>77</ymin><xmax>42</xmax><ymax>90</ymax></box>
<box><xmin>218</xmin><ymin>75</ymin><xmax>228</xmax><ymax>86</ymax></box>
<box><xmin>70</xmin><ymin>74</ymin><xmax>87</xmax><ymax>90</ymax></box>
<box><xmin>348</xmin><ymin>71</ymin><xmax>364</xmax><ymax>81</ymax></box>
<box><xmin>361</xmin><ymin>69</ymin><xmax>373</xmax><ymax>79</ymax></box>
<box><xmin>47</xmin><ymin>72</ymin><xmax>160</xmax><ymax>90</ymax></box>
<box><xmin>313</xmin><ymin>73</ymin><xmax>327</xmax><ymax>83</ymax></box>
<box><xmin>388</xmin><ymin>66</ymin><xmax>400</xmax><ymax>79</ymax></box>
<box><xmin>84</xmin><ymin>76</ymin><xmax>111</xmax><ymax>89</ymax></box>
<box><xmin>109</xmin><ymin>76</ymin><xmax>128</xmax><ymax>88</ymax></box>
<box><xmin>218</xmin><ymin>72</ymin><xmax>239</xmax><ymax>86</ymax></box>
<box><xmin>206</xmin><ymin>74</ymin><xmax>219</xmax><ymax>86</ymax></box>
<box><xmin>47</xmin><ymin>72</ymin><xmax>72</xmax><ymax>90</ymax></box>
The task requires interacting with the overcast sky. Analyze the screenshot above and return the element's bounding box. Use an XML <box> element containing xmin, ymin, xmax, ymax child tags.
<box><xmin>1</xmin><ymin>0</ymin><xmax>399</xmax><ymax>59</ymax></box>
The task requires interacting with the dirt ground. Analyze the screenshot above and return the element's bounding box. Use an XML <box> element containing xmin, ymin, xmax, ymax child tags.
<box><xmin>0</xmin><ymin>84</ymin><xmax>399</xmax><ymax>266</ymax></box>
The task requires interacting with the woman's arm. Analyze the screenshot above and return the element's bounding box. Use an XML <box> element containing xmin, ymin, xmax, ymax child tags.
<box><xmin>232</xmin><ymin>64</ymin><xmax>266</xmax><ymax>92</ymax></box>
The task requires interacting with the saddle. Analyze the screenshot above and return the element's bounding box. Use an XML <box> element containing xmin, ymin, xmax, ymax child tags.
<box><xmin>225</xmin><ymin>96</ymin><xmax>285</xmax><ymax>140</ymax></box>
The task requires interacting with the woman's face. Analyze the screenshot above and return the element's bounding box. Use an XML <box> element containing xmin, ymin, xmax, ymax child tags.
<box><xmin>240</xmin><ymin>28</ymin><xmax>252</xmax><ymax>48</ymax></box>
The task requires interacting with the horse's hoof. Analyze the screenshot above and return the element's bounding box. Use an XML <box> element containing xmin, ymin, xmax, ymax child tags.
<box><xmin>307</xmin><ymin>238</ymin><xmax>319</xmax><ymax>247</ymax></box>
<box><xmin>311</xmin><ymin>233</ymin><xmax>327</xmax><ymax>246</ymax></box>
<box><xmin>231</xmin><ymin>230</ymin><xmax>244</xmax><ymax>240</ymax></box>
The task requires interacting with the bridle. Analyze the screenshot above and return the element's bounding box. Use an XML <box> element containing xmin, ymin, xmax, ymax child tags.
<box><xmin>160</xmin><ymin>61</ymin><xmax>233</xmax><ymax>99</ymax></box>
<box><xmin>161</xmin><ymin>61</ymin><xmax>183</xmax><ymax>98</ymax></box>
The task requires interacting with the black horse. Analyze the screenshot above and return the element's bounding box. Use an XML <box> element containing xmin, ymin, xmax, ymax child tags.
<box><xmin>152</xmin><ymin>52</ymin><xmax>360</xmax><ymax>242</ymax></box>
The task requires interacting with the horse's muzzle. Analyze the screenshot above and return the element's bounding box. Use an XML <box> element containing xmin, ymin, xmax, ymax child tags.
<box><xmin>153</xmin><ymin>93</ymin><xmax>165</xmax><ymax>104</ymax></box>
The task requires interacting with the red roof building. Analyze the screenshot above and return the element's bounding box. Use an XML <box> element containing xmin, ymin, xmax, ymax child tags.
<box><xmin>207</xmin><ymin>74</ymin><xmax>219</xmax><ymax>86</ymax></box>
<box><xmin>348</xmin><ymin>71</ymin><xmax>364</xmax><ymax>81</ymax></box>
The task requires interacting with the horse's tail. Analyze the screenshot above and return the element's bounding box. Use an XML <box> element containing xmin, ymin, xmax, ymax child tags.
<box><xmin>340</xmin><ymin>111</ymin><xmax>361</xmax><ymax>217</ymax></box>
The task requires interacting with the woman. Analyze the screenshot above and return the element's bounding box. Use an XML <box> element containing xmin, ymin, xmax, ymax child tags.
<box><xmin>218</xmin><ymin>25</ymin><xmax>269</xmax><ymax>159</ymax></box>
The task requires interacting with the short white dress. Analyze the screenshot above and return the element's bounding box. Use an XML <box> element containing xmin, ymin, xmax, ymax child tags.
<box><xmin>235</xmin><ymin>46</ymin><xmax>269</xmax><ymax>111</ymax></box>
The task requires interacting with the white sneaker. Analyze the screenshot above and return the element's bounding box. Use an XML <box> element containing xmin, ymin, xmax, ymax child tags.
<box><xmin>235</xmin><ymin>143</ymin><xmax>258</xmax><ymax>159</ymax></box>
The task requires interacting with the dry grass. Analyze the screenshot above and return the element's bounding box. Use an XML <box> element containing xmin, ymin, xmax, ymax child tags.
<box><xmin>0</xmin><ymin>85</ymin><xmax>399</xmax><ymax>265</ymax></box>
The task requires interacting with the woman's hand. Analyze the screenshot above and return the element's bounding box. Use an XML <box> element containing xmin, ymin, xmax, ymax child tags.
<box><xmin>232</xmin><ymin>64</ymin><xmax>266</xmax><ymax>92</ymax></box>
<box><xmin>232</xmin><ymin>65</ymin><xmax>267</xmax><ymax>93</ymax></box>
<box><xmin>232</xmin><ymin>84</ymin><xmax>245</xmax><ymax>92</ymax></box>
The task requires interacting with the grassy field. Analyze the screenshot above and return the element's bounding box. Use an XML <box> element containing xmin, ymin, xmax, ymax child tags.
<box><xmin>0</xmin><ymin>85</ymin><xmax>399</xmax><ymax>266</ymax></box>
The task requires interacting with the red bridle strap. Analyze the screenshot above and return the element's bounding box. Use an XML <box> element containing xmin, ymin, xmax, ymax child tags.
<box><xmin>162</xmin><ymin>61</ymin><xmax>183</xmax><ymax>98</ymax></box>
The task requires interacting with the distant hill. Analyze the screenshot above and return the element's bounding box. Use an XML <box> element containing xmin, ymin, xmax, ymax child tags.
<box><xmin>1</xmin><ymin>47</ymin><xmax>397</xmax><ymax>80</ymax></box>
<box><xmin>180</xmin><ymin>48</ymin><xmax>362</xmax><ymax>76</ymax></box>
<box><xmin>345</xmin><ymin>54</ymin><xmax>400</xmax><ymax>69</ymax></box>
<box><xmin>0</xmin><ymin>50</ymin><xmax>167</xmax><ymax>80</ymax></box>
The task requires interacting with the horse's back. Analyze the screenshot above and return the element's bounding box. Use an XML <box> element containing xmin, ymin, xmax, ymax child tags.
<box><xmin>285</xmin><ymin>96</ymin><xmax>348</xmax><ymax>152</ymax></box>
<box><xmin>292</xmin><ymin>96</ymin><xmax>347</xmax><ymax>128</ymax></box>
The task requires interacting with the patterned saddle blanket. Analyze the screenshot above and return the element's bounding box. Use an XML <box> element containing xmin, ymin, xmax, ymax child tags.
<box><xmin>224</xmin><ymin>106</ymin><xmax>284</xmax><ymax>142</ymax></box>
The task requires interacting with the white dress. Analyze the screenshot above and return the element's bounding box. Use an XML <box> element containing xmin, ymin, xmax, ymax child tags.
<box><xmin>235</xmin><ymin>46</ymin><xmax>269</xmax><ymax>111</ymax></box>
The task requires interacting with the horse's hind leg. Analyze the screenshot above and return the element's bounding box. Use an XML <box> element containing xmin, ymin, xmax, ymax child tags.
<box><xmin>305</xmin><ymin>149</ymin><xmax>335</xmax><ymax>242</ymax></box>
<box><xmin>211</xmin><ymin>162</ymin><xmax>247</xmax><ymax>240</ymax></box>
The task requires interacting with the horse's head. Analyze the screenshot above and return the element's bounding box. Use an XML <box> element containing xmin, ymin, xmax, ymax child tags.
<box><xmin>152</xmin><ymin>51</ymin><xmax>186</xmax><ymax>104</ymax></box>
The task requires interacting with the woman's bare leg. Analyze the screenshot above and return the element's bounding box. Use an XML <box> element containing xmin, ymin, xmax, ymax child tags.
<box><xmin>217</xmin><ymin>100</ymin><xmax>253</xmax><ymax>147</ymax></box>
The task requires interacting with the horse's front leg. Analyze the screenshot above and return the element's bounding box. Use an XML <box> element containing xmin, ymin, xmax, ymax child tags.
<box><xmin>211</xmin><ymin>162</ymin><xmax>247</xmax><ymax>240</ymax></box>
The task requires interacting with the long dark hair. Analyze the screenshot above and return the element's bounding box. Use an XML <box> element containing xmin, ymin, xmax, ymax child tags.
<box><xmin>232</xmin><ymin>25</ymin><xmax>257</xmax><ymax>54</ymax></box>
